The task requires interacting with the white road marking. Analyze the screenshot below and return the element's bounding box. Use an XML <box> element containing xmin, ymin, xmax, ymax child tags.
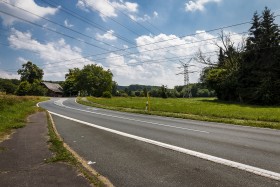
<box><xmin>54</xmin><ymin>98</ymin><xmax>209</xmax><ymax>134</ymax></box>
<box><xmin>49</xmin><ymin>111</ymin><xmax>280</xmax><ymax>181</ymax></box>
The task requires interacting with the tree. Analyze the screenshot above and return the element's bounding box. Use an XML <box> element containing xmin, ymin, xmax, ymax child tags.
<box><xmin>64</xmin><ymin>65</ymin><xmax>113</xmax><ymax>97</ymax></box>
<box><xmin>0</xmin><ymin>78</ymin><xmax>20</xmax><ymax>94</ymax></box>
<box><xmin>63</xmin><ymin>68</ymin><xmax>80</xmax><ymax>96</ymax></box>
<box><xmin>15</xmin><ymin>81</ymin><xmax>31</xmax><ymax>96</ymax></box>
<box><xmin>17</xmin><ymin>61</ymin><xmax>43</xmax><ymax>83</ymax></box>
<box><xmin>198</xmin><ymin>31</ymin><xmax>244</xmax><ymax>101</ymax></box>
<box><xmin>239</xmin><ymin>7</ymin><xmax>280</xmax><ymax>104</ymax></box>
<box><xmin>160</xmin><ymin>85</ymin><xmax>168</xmax><ymax>98</ymax></box>
<box><xmin>28</xmin><ymin>80</ymin><xmax>47</xmax><ymax>96</ymax></box>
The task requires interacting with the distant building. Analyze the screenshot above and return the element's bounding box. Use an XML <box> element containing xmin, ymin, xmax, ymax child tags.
<box><xmin>42</xmin><ymin>82</ymin><xmax>63</xmax><ymax>97</ymax></box>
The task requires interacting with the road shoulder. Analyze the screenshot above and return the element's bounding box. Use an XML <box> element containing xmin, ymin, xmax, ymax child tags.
<box><xmin>0</xmin><ymin>112</ymin><xmax>91</xmax><ymax>187</ymax></box>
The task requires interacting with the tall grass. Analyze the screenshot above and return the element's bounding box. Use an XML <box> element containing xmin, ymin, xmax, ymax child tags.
<box><xmin>0</xmin><ymin>95</ymin><xmax>46</xmax><ymax>135</ymax></box>
<box><xmin>81</xmin><ymin>97</ymin><xmax>280</xmax><ymax>129</ymax></box>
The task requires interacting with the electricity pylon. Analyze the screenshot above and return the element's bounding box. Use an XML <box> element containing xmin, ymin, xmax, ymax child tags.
<box><xmin>176</xmin><ymin>59</ymin><xmax>196</xmax><ymax>98</ymax></box>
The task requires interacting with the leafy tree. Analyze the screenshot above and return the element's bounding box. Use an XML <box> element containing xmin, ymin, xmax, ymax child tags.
<box><xmin>63</xmin><ymin>68</ymin><xmax>80</xmax><ymax>96</ymax></box>
<box><xmin>199</xmin><ymin>31</ymin><xmax>243</xmax><ymax>101</ymax></box>
<box><xmin>143</xmin><ymin>87</ymin><xmax>148</xmax><ymax>97</ymax></box>
<box><xmin>160</xmin><ymin>85</ymin><xmax>168</xmax><ymax>98</ymax></box>
<box><xmin>64</xmin><ymin>65</ymin><xmax>113</xmax><ymax>97</ymax></box>
<box><xmin>15</xmin><ymin>81</ymin><xmax>31</xmax><ymax>96</ymax></box>
<box><xmin>28</xmin><ymin>80</ymin><xmax>47</xmax><ymax>96</ymax></box>
<box><xmin>102</xmin><ymin>91</ymin><xmax>112</xmax><ymax>98</ymax></box>
<box><xmin>0</xmin><ymin>78</ymin><xmax>20</xmax><ymax>94</ymax></box>
<box><xmin>17</xmin><ymin>61</ymin><xmax>43</xmax><ymax>83</ymax></box>
<box><xmin>112</xmin><ymin>81</ymin><xmax>118</xmax><ymax>96</ymax></box>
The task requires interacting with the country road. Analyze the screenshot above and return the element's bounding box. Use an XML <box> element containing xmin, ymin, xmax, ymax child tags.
<box><xmin>39</xmin><ymin>98</ymin><xmax>280</xmax><ymax>186</ymax></box>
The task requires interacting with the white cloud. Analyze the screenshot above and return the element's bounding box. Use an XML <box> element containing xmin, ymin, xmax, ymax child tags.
<box><xmin>77</xmin><ymin>0</ymin><xmax>138</xmax><ymax>20</ymax></box>
<box><xmin>106</xmin><ymin>31</ymin><xmax>244</xmax><ymax>87</ymax></box>
<box><xmin>96</xmin><ymin>30</ymin><xmax>117</xmax><ymax>41</ymax></box>
<box><xmin>7</xmin><ymin>29</ymin><xmax>97</xmax><ymax>81</ymax></box>
<box><xmin>112</xmin><ymin>1</ymin><xmax>138</xmax><ymax>13</ymax></box>
<box><xmin>153</xmin><ymin>11</ymin><xmax>158</xmax><ymax>17</ymax></box>
<box><xmin>76</xmin><ymin>0</ymin><xmax>89</xmax><ymax>12</ymax></box>
<box><xmin>17</xmin><ymin>57</ymin><xmax>28</xmax><ymax>65</ymax></box>
<box><xmin>0</xmin><ymin>0</ymin><xmax>58</xmax><ymax>25</ymax></box>
<box><xmin>129</xmin><ymin>11</ymin><xmax>158</xmax><ymax>22</ymax></box>
<box><xmin>185</xmin><ymin>0</ymin><xmax>221</xmax><ymax>12</ymax></box>
<box><xmin>64</xmin><ymin>19</ymin><xmax>74</xmax><ymax>28</ymax></box>
<box><xmin>0</xmin><ymin>70</ymin><xmax>19</xmax><ymax>79</ymax></box>
<box><xmin>104</xmin><ymin>32</ymin><xmax>217</xmax><ymax>87</ymax></box>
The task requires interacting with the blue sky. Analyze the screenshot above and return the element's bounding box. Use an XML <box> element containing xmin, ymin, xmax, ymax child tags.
<box><xmin>0</xmin><ymin>0</ymin><xmax>280</xmax><ymax>87</ymax></box>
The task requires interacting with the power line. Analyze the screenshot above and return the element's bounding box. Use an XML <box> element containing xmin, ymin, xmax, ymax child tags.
<box><xmin>0</xmin><ymin>9</ymin><xmax>112</xmax><ymax>52</ymax></box>
<box><xmin>1</xmin><ymin>1</ymin><xmax>128</xmax><ymax>52</ymax></box>
<box><xmin>39</xmin><ymin>0</ymin><xmax>135</xmax><ymax>45</ymax></box>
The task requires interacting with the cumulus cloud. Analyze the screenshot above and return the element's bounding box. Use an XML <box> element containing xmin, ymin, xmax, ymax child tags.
<box><xmin>7</xmin><ymin>29</ymin><xmax>97</xmax><ymax>80</ymax></box>
<box><xmin>0</xmin><ymin>0</ymin><xmax>58</xmax><ymax>25</ymax></box>
<box><xmin>104</xmin><ymin>32</ymin><xmax>215</xmax><ymax>87</ymax></box>
<box><xmin>106</xmin><ymin>31</ymin><xmax>244</xmax><ymax>87</ymax></box>
<box><xmin>96</xmin><ymin>30</ymin><xmax>117</xmax><ymax>41</ymax></box>
<box><xmin>129</xmin><ymin>11</ymin><xmax>158</xmax><ymax>22</ymax></box>
<box><xmin>64</xmin><ymin>19</ymin><xmax>74</xmax><ymax>28</ymax></box>
<box><xmin>185</xmin><ymin>0</ymin><xmax>221</xmax><ymax>12</ymax></box>
<box><xmin>0</xmin><ymin>70</ymin><xmax>19</xmax><ymax>79</ymax></box>
<box><xmin>17</xmin><ymin>57</ymin><xmax>29</xmax><ymax>65</ymax></box>
<box><xmin>77</xmin><ymin>0</ymin><xmax>138</xmax><ymax>20</ymax></box>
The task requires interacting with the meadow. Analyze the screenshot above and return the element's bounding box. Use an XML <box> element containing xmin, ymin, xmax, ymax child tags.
<box><xmin>0</xmin><ymin>95</ymin><xmax>45</xmax><ymax>138</ymax></box>
<box><xmin>79</xmin><ymin>97</ymin><xmax>280</xmax><ymax>129</ymax></box>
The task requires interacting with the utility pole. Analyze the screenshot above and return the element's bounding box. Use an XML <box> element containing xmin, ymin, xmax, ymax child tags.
<box><xmin>176</xmin><ymin>59</ymin><xmax>195</xmax><ymax>98</ymax></box>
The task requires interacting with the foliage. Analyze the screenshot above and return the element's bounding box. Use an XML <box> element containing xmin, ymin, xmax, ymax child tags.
<box><xmin>17</xmin><ymin>61</ymin><xmax>43</xmax><ymax>83</ymax></box>
<box><xmin>238</xmin><ymin>7</ymin><xmax>280</xmax><ymax>104</ymax></box>
<box><xmin>0</xmin><ymin>78</ymin><xmax>20</xmax><ymax>94</ymax></box>
<box><xmin>15</xmin><ymin>80</ymin><xmax>47</xmax><ymax>96</ymax></box>
<box><xmin>159</xmin><ymin>85</ymin><xmax>167</xmax><ymax>98</ymax></box>
<box><xmin>102</xmin><ymin>91</ymin><xmax>112</xmax><ymax>98</ymax></box>
<box><xmin>15</xmin><ymin>81</ymin><xmax>31</xmax><ymax>96</ymax></box>
<box><xmin>200</xmin><ymin>7</ymin><xmax>280</xmax><ymax>105</ymax></box>
<box><xmin>64</xmin><ymin>65</ymin><xmax>113</xmax><ymax>97</ymax></box>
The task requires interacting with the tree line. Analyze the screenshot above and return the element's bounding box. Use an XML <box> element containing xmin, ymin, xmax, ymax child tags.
<box><xmin>200</xmin><ymin>7</ymin><xmax>280</xmax><ymax>105</ymax></box>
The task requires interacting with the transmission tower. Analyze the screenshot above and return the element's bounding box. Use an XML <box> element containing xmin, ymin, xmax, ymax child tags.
<box><xmin>176</xmin><ymin>59</ymin><xmax>195</xmax><ymax>98</ymax></box>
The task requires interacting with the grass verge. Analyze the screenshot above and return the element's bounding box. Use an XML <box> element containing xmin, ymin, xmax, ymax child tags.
<box><xmin>0</xmin><ymin>95</ymin><xmax>47</xmax><ymax>140</ymax></box>
<box><xmin>78</xmin><ymin>97</ymin><xmax>280</xmax><ymax>130</ymax></box>
<box><xmin>46</xmin><ymin>112</ymin><xmax>107</xmax><ymax>187</ymax></box>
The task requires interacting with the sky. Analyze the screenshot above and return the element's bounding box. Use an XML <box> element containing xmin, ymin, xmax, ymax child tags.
<box><xmin>0</xmin><ymin>0</ymin><xmax>280</xmax><ymax>88</ymax></box>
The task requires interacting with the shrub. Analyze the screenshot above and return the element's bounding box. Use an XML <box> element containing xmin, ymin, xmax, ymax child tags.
<box><xmin>102</xmin><ymin>91</ymin><xmax>112</xmax><ymax>98</ymax></box>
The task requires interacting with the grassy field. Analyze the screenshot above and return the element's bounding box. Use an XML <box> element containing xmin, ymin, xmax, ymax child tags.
<box><xmin>0</xmin><ymin>95</ymin><xmax>46</xmax><ymax>138</ymax></box>
<box><xmin>78</xmin><ymin>97</ymin><xmax>280</xmax><ymax>129</ymax></box>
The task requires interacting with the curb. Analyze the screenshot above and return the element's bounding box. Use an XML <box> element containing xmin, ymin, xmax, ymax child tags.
<box><xmin>47</xmin><ymin>111</ymin><xmax>114</xmax><ymax>187</ymax></box>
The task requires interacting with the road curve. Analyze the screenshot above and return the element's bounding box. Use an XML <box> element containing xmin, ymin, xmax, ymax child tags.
<box><xmin>39</xmin><ymin>98</ymin><xmax>280</xmax><ymax>186</ymax></box>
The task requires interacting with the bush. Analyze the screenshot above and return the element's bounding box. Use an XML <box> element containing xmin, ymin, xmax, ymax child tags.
<box><xmin>102</xmin><ymin>91</ymin><xmax>112</xmax><ymax>98</ymax></box>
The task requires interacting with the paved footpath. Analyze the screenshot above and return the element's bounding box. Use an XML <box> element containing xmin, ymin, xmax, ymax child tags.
<box><xmin>0</xmin><ymin>112</ymin><xmax>91</xmax><ymax>187</ymax></box>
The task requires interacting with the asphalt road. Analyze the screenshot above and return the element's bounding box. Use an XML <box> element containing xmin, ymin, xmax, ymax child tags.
<box><xmin>39</xmin><ymin>98</ymin><xmax>280</xmax><ymax>186</ymax></box>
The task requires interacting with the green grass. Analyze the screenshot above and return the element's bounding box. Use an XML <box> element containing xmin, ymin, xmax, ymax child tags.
<box><xmin>0</xmin><ymin>95</ymin><xmax>47</xmax><ymax>137</ymax></box>
<box><xmin>78</xmin><ymin>97</ymin><xmax>280</xmax><ymax>129</ymax></box>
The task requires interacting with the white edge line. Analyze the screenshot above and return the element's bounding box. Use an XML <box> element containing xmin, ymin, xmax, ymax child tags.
<box><xmin>37</xmin><ymin>100</ymin><xmax>48</xmax><ymax>107</ymax></box>
<box><xmin>49</xmin><ymin>111</ymin><xmax>280</xmax><ymax>181</ymax></box>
